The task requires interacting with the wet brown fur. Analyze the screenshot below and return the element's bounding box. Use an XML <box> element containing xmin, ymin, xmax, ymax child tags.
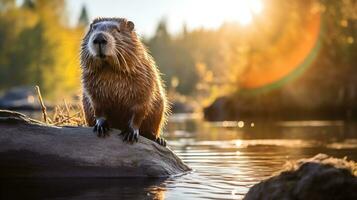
<box><xmin>80</xmin><ymin>17</ymin><xmax>168</xmax><ymax>140</ymax></box>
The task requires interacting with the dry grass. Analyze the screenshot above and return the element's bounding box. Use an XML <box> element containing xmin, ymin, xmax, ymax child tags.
<box><xmin>50</xmin><ymin>100</ymin><xmax>86</xmax><ymax>126</ymax></box>
<box><xmin>35</xmin><ymin>86</ymin><xmax>86</xmax><ymax>126</ymax></box>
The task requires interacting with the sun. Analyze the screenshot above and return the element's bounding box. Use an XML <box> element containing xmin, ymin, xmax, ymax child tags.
<box><xmin>169</xmin><ymin>0</ymin><xmax>264</xmax><ymax>33</ymax></box>
<box><xmin>222</xmin><ymin>0</ymin><xmax>264</xmax><ymax>25</ymax></box>
<box><xmin>185</xmin><ymin>0</ymin><xmax>264</xmax><ymax>28</ymax></box>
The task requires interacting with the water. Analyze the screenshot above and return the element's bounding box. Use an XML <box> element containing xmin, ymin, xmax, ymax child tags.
<box><xmin>1</xmin><ymin>113</ymin><xmax>357</xmax><ymax>200</ymax></box>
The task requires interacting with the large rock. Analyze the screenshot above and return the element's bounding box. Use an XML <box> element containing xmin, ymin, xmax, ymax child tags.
<box><xmin>0</xmin><ymin>110</ymin><xmax>190</xmax><ymax>178</ymax></box>
<box><xmin>244</xmin><ymin>154</ymin><xmax>357</xmax><ymax>200</ymax></box>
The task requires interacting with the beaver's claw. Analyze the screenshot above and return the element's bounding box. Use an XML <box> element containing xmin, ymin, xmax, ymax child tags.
<box><xmin>121</xmin><ymin>126</ymin><xmax>139</xmax><ymax>143</ymax></box>
<box><xmin>93</xmin><ymin>118</ymin><xmax>110</xmax><ymax>137</ymax></box>
<box><xmin>155</xmin><ymin>137</ymin><xmax>167</xmax><ymax>147</ymax></box>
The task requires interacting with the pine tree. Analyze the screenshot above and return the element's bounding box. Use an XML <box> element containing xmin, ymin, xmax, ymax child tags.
<box><xmin>78</xmin><ymin>5</ymin><xmax>89</xmax><ymax>27</ymax></box>
<box><xmin>22</xmin><ymin>0</ymin><xmax>35</xmax><ymax>9</ymax></box>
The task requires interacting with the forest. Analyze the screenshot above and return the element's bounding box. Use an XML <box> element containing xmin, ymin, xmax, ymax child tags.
<box><xmin>0</xmin><ymin>2</ymin><xmax>356</xmax><ymax>200</ymax></box>
<box><xmin>0</xmin><ymin>0</ymin><xmax>356</xmax><ymax>120</ymax></box>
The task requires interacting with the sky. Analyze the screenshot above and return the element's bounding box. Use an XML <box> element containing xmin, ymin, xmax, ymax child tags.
<box><xmin>66</xmin><ymin>0</ymin><xmax>264</xmax><ymax>37</ymax></box>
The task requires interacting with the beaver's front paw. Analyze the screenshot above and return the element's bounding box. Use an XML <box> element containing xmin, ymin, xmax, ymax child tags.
<box><xmin>155</xmin><ymin>137</ymin><xmax>167</xmax><ymax>147</ymax></box>
<box><xmin>93</xmin><ymin>117</ymin><xmax>110</xmax><ymax>137</ymax></box>
<box><xmin>121</xmin><ymin>126</ymin><xmax>139</xmax><ymax>143</ymax></box>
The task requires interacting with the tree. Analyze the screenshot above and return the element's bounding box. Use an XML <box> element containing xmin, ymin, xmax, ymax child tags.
<box><xmin>78</xmin><ymin>5</ymin><xmax>89</xmax><ymax>27</ymax></box>
<box><xmin>147</xmin><ymin>19</ymin><xmax>198</xmax><ymax>95</ymax></box>
<box><xmin>22</xmin><ymin>0</ymin><xmax>35</xmax><ymax>9</ymax></box>
<box><xmin>0</xmin><ymin>0</ymin><xmax>83</xmax><ymax>98</ymax></box>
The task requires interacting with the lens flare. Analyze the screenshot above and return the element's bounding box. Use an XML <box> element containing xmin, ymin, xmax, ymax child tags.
<box><xmin>240</xmin><ymin>12</ymin><xmax>323</xmax><ymax>94</ymax></box>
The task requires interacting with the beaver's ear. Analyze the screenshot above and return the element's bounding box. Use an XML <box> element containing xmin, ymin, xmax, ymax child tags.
<box><xmin>127</xmin><ymin>21</ymin><xmax>135</xmax><ymax>31</ymax></box>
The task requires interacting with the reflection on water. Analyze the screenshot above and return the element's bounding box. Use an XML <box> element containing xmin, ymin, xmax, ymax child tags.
<box><xmin>1</xmin><ymin>113</ymin><xmax>357</xmax><ymax>200</ymax></box>
<box><xmin>1</xmin><ymin>179</ymin><xmax>167</xmax><ymax>200</ymax></box>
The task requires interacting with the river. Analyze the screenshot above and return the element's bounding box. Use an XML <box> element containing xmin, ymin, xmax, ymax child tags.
<box><xmin>1</xmin><ymin>113</ymin><xmax>357</xmax><ymax>200</ymax></box>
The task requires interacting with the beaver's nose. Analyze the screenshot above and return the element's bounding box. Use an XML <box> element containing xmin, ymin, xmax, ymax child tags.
<box><xmin>93</xmin><ymin>33</ymin><xmax>107</xmax><ymax>45</ymax></box>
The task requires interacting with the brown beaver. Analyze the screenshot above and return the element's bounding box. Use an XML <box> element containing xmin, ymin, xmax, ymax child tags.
<box><xmin>80</xmin><ymin>17</ymin><xmax>168</xmax><ymax>146</ymax></box>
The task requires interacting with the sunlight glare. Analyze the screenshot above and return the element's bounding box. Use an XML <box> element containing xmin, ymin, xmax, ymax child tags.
<box><xmin>173</xmin><ymin>0</ymin><xmax>265</xmax><ymax>32</ymax></box>
<box><xmin>235</xmin><ymin>140</ymin><xmax>243</xmax><ymax>147</ymax></box>
<box><xmin>218</xmin><ymin>0</ymin><xmax>264</xmax><ymax>26</ymax></box>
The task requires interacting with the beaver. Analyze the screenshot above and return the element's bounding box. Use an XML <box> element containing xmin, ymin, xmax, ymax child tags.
<box><xmin>80</xmin><ymin>17</ymin><xmax>168</xmax><ymax>146</ymax></box>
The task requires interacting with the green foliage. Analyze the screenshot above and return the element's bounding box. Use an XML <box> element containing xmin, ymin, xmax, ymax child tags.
<box><xmin>0</xmin><ymin>0</ymin><xmax>83</xmax><ymax>98</ymax></box>
<box><xmin>146</xmin><ymin>0</ymin><xmax>356</xmax><ymax>112</ymax></box>
<box><xmin>0</xmin><ymin>0</ymin><xmax>355</xmax><ymax>112</ymax></box>
<box><xmin>147</xmin><ymin>20</ymin><xmax>197</xmax><ymax>95</ymax></box>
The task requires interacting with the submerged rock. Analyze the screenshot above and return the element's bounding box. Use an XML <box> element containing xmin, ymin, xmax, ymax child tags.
<box><xmin>0</xmin><ymin>110</ymin><xmax>191</xmax><ymax>178</ymax></box>
<box><xmin>244</xmin><ymin>154</ymin><xmax>357</xmax><ymax>200</ymax></box>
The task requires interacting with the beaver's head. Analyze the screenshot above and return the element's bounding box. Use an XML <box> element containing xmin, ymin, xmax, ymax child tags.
<box><xmin>80</xmin><ymin>17</ymin><xmax>141</xmax><ymax>72</ymax></box>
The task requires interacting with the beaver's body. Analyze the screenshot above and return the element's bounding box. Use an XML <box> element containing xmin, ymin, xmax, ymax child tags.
<box><xmin>80</xmin><ymin>18</ymin><xmax>168</xmax><ymax>145</ymax></box>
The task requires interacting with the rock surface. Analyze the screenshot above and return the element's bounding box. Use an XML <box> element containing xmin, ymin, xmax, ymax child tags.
<box><xmin>244</xmin><ymin>154</ymin><xmax>357</xmax><ymax>200</ymax></box>
<box><xmin>0</xmin><ymin>110</ymin><xmax>191</xmax><ymax>178</ymax></box>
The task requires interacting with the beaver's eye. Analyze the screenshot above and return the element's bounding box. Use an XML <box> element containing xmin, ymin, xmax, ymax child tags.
<box><xmin>91</xmin><ymin>24</ymin><xmax>98</xmax><ymax>30</ymax></box>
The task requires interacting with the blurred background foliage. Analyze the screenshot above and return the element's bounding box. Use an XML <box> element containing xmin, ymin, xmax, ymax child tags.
<box><xmin>0</xmin><ymin>0</ymin><xmax>82</xmax><ymax>98</ymax></box>
<box><xmin>0</xmin><ymin>0</ymin><xmax>356</xmax><ymax>119</ymax></box>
